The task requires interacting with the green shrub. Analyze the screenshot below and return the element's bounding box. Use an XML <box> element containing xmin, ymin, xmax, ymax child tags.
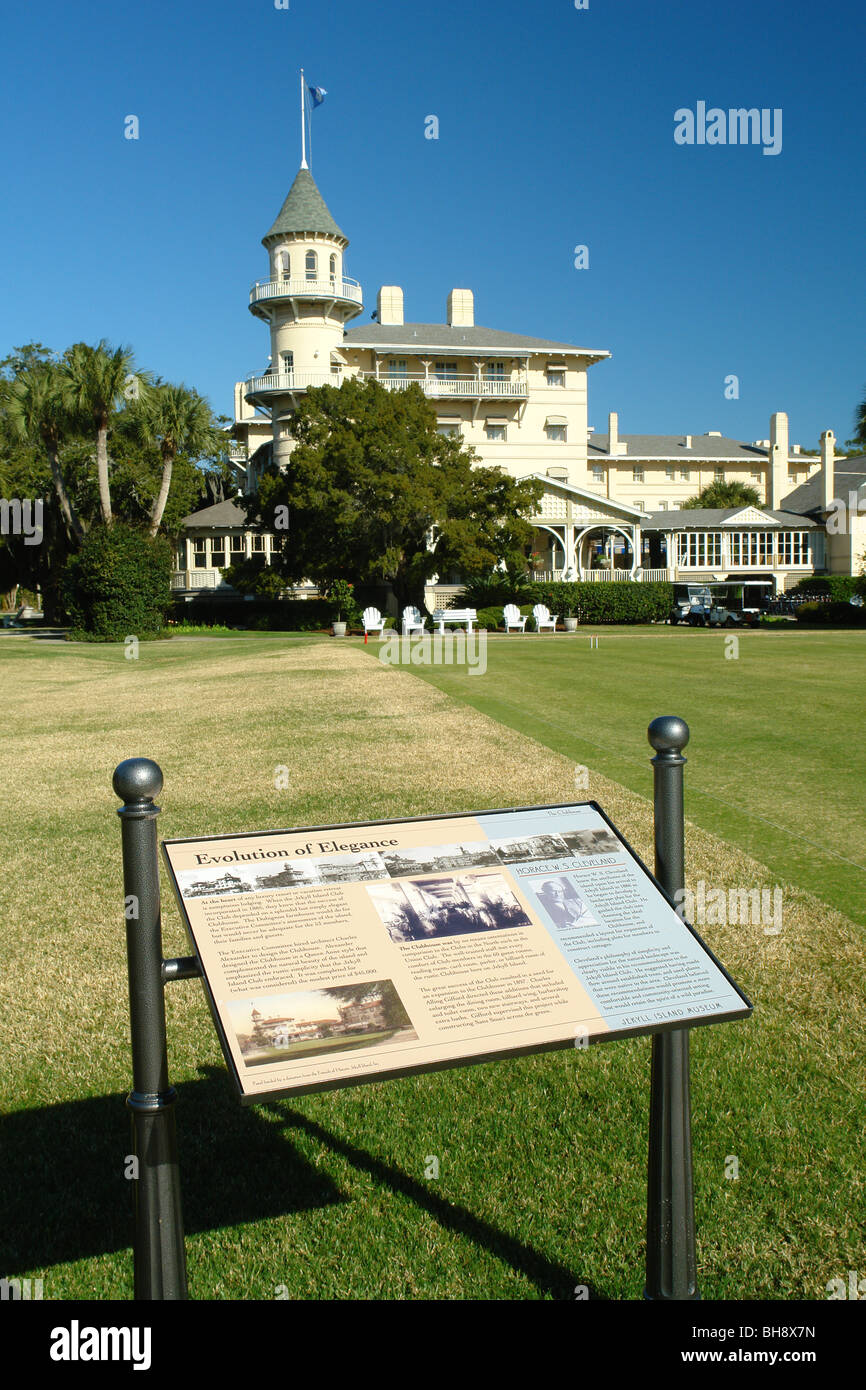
<box><xmin>476</xmin><ymin>606</ymin><xmax>504</xmax><ymax>630</ymax></box>
<box><xmin>528</xmin><ymin>581</ymin><xmax>672</xmax><ymax>625</ymax></box>
<box><xmin>171</xmin><ymin>597</ymin><xmax>333</xmax><ymax>631</ymax></box>
<box><xmin>63</xmin><ymin>524</ymin><xmax>172</xmax><ymax>639</ymax></box>
<box><xmin>795</xmin><ymin>599</ymin><xmax>866</xmax><ymax>626</ymax></box>
<box><xmin>223</xmin><ymin>557</ymin><xmax>287</xmax><ymax>599</ymax></box>
<box><xmin>461</xmin><ymin>570</ymin><xmax>534</xmax><ymax>609</ymax></box>
<box><xmin>790</xmin><ymin>576</ymin><xmax>860</xmax><ymax>602</ymax></box>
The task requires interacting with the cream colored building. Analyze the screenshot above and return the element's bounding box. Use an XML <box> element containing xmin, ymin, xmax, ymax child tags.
<box><xmin>173</xmin><ymin>166</ymin><xmax>854</xmax><ymax>600</ymax></box>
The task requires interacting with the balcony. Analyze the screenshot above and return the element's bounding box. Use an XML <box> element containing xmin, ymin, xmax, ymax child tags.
<box><xmin>243</xmin><ymin>370</ymin><xmax>344</xmax><ymax>404</ymax></box>
<box><xmin>249</xmin><ymin>276</ymin><xmax>363</xmax><ymax>316</ymax></box>
<box><xmin>172</xmin><ymin>569</ymin><xmax>236</xmax><ymax>592</ymax></box>
<box><xmin>361</xmin><ymin>372</ymin><xmax>529</xmax><ymax>399</ymax></box>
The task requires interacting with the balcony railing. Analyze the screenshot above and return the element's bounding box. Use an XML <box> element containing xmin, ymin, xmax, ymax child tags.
<box><xmin>244</xmin><ymin>370</ymin><xmax>344</xmax><ymax>399</ymax></box>
<box><xmin>172</xmin><ymin>569</ymin><xmax>235</xmax><ymax>591</ymax></box>
<box><xmin>250</xmin><ymin>277</ymin><xmax>363</xmax><ymax>309</ymax></box>
<box><xmin>362</xmin><ymin>372</ymin><xmax>529</xmax><ymax>399</ymax></box>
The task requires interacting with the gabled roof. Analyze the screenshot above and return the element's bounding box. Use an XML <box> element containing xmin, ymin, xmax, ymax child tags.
<box><xmin>181</xmin><ymin>500</ymin><xmax>248</xmax><ymax>528</ymax></box>
<box><xmin>642</xmin><ymin>507</ymin><xmax>818</xmax><ymax>530</ymax></box>
<box><xmin>528</xmin><ymin>474</ymin><xmax>647</xmax><ymax>519</ymax></box>
<box><xmin>782</xmin><ymin>455</ymin><xmax>865</xmax><ymax>514</ymax></box>
<box><xmin>588</xmin><ymin>433</ymin><xmax>772</xmax><ymax>461</ymax></box>
<box><xmin>263</xmin><ymin>168</ymin><xmax>346</xmax><ymax>244</ymax></box>
<box><xmin>342</xmin><ymin>323</ymin><xmax>609</xmax><ymax>357</ymax></box>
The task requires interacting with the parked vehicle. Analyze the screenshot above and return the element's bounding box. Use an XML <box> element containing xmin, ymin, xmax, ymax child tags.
<box><xmin>669</xmin><ymin>583</ymin><xmax>773</xmax><ymax>627</ymax></box>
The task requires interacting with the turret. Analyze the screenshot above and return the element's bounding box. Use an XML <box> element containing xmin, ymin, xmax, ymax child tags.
<box><xmin>244</xmin><ymin>168</ymin><xmax>363</xmax><ymax>468</ymax></box>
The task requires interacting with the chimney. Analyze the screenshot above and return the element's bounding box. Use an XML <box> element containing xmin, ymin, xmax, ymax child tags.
<box><xmin>768</xmin><ymin>411</ymin><xmax>789</xmax><ymax>509</ymax></box>
<box><xmin>608</xmin><ymin>411</ymin><xmax>626</xmax><ymax>456</ymax></box>
<box><xmin>820</xmin><ymin>429</ymin><xmax>835</xmax><ymax>513</ymax></box>
<box><xmin>377</xmin><ymin>286</ymin><xmax>404</xmax><ymax>326</ymax></box>
<box><xmin>447</xmin><ymin>288</ymin><xmax>474</xmax><ymax>327</ymax></box>
<box><xmin>683</xmin><ymin>435</ymin><xmax>692</xmax><ymax>449</ymax></box>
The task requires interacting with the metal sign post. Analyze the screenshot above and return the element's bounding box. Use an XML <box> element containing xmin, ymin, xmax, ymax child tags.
<box><xmin>114</xmin><ymin>758</ymin><xmax>199</xmax><ymax>1301</ymax></box>
<box><xmin>644</xmin><ymin>716</ymin><xmax>699</xmax><ymax>1300</ymax></box>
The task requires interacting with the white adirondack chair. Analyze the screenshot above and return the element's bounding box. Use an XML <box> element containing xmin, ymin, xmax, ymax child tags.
<box><xmin>402</xmin><ymin>605</ymin><xmax>425</xmax><ymax>636</ymax></box>
<box><xmin>532</xmin><ymin>603</ymin><xmax>558</xmax><ymax>634</ymax></box>
<box><xmin>362</xmin><ymin>606</ymin><xmax>386</xmax><ymax>637</ymax></box>
<box><xmin>503</xmin><ymin>604</ymin><xmax>527</xmax><ymax>634</ymax></box>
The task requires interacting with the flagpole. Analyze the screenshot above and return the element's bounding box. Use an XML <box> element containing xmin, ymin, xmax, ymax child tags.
<box><xmin>300</xmin><ymin>68</ymin><xmax>307</xmax><ymax>169</ymax></box>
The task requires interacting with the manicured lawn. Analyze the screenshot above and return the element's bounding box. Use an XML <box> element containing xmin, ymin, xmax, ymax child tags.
<box><xmin>1</xmin><ymin>631</ymin><xmax>863</xmax><ymax>1302</ymax></box>
<box><xmin>372</xmin><ymin>626</ymin><xmax>866</xmax><ymax>926</ymax></box>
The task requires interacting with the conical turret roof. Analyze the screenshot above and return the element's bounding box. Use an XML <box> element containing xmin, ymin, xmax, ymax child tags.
<box><xmin>263</xmin><ymin>168</ymin><xmax>346</xmax><ymax>244</ymax></box>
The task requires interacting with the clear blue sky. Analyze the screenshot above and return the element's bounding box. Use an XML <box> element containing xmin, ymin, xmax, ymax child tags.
<box><xmin>1</xmin><ymin>0</ymin><xmax>863</xmax><ymax>449</ymax></box>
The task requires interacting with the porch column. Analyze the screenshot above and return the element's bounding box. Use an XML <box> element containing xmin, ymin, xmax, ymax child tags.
<box><xmin>564</xmin><ymin>525</ymin><xmax>576</xmax><ymax>577</ymax></box>
<box><xmin>632</xmin><ymin>522</ymin><xmax>642</xmax><ymax>576</ymax></box>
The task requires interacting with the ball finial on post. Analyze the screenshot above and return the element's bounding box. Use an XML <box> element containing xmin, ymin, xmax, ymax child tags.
<box><xmin>113</xmin><ymin>758</ymin><xmax>164</xmax><ymax>804</ymax></box>
<box><xmin>647</xmin><ymin>715</ymin><xmax>689</xmax><ymax>756</ymax></box>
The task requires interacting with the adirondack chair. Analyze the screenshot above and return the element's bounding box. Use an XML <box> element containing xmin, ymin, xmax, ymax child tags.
<box><xmin>503</xmin><ymin>604</ymin><xmax>527</xmax><ymax>634</ymax></box>
<box><xmin>402</xmin><ymin>605</ymin><xmax>425</xmax><ymax>636</ymax></box>
<box><xmin>362</xmin><ymin>606</ymin><xmax>386</xmax><ymax>637</ymax></box>
<box><xmin>532</xmin><ymin>603</ymin><xmax>558</xmax><ymax>634</ymax></box>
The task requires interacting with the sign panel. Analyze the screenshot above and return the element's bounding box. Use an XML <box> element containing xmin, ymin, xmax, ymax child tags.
<box><xmin>162</xmin><ymin>802</ymin><xmax>751</xmax><ymax>1102</ymax></box>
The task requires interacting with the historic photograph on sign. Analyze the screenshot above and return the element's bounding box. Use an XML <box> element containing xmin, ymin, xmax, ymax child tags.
<box><xmin>227</xmin><ymin>979</ymin><xmax>418</xmax><ymax>1066</ymax></box>
<box><xmin>488</xmin><ymin>833</ymin><xmax>573</xmax><ymax>865</ymax></box>
<box><xmin>534</xmin><ymin>877</ymin><xmax>600</xmax><ymax>931</ymax></box>
<box><xmin>560</xmin><ymin>828</ymin><xmax>622</xmax><ymax>857</ymax></box>
<box><xmin>368</xmin><ymin>871</ymin><xmax>532</xmax><ymax>943</ymax></box>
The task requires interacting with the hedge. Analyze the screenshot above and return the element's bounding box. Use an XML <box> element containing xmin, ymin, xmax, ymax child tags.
<box><xmin>790</xmin><ymin>576</ymin><xmax>865</xmax><ymax>602</ymax></box>
<box><xmin>795</xmin><ymin>599</ymin><xmax>866</xmax><ymax>626</ymax></box>
<box><xmin>63</xmin><ymin>524</ymin><xmax>172</xmax><ymax>639</ymax></box>
<box><xmin>529</xmin><ymin>581</ymin><xmax>673</xmax><ymax>624</ymax></box>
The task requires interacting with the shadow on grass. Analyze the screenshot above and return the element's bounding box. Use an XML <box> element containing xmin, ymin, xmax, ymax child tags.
<box><xmin>1</xmin><ymin>1065</ymin><xmax>597</xmax><ymax>1300</ymax></box>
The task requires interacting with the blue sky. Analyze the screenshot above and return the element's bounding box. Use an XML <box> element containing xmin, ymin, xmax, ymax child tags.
<box><xmin>1</xmin><ymin>0</ymin><xmax>863</xmax><ymax>449</ymax></box>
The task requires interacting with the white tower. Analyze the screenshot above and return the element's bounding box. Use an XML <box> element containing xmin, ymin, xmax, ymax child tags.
<box><xmin>245</xmin><ymin>168</ymin><xmax>363</xmax><ymax>469</ymax></box>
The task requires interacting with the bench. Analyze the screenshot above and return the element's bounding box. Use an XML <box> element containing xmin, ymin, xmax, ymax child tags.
<box><xmin>431</xmin><ymin>608</ymin><xmax>477</xmax><ymax>634</ymax></box>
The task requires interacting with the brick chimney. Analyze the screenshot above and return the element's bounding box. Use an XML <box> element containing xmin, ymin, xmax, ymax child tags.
<box><xmin>767</xmin><ymin>412</ymin><xmax>789</xmax><ymax>509</ymax></box>
<box><xmin>377</xmin><ymin>286</ymin><xmax>404</xmax><ymax>326</ymax></box>
<box><xmin>820</xmin><ymin>429</ymin><xmax>835</xmax><ymax>513</ymax></box>
<box><xmin>447</xmin><ymin>289</ymin><xmax>474</xmax><ymax>327</ymax></box>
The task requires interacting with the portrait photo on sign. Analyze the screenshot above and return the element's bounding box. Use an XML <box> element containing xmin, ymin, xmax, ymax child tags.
<box><xmin>533</xmin><ymin>876</ymin><xmax>600</xmax><ymax>931</ymax></box>
<box><xmin>226</xmin><ymin>979</ymin><xmax>418</xmax><ymax>1067</ymax></box>
<box><xmin>367</xmin><ymin>871</ymin><xmax>532</xmax><ymax>943</ymax></box>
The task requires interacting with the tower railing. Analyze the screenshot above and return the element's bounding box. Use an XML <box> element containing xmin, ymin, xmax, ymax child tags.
<box><xmin>250</xmin><ymin>276</ymin><xmax>363</xmax><ymax>307</ymax></box>
<box><xmin>243</xmin><ymin>370</ymin><xmax>345</xmax><ymax>398</ymax></box>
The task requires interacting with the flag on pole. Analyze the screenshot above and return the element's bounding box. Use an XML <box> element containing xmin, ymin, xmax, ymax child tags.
<box><xmin>307</xmin><ymin>84</ymin><xmax>328</xmax><ymax>107</ymax></box>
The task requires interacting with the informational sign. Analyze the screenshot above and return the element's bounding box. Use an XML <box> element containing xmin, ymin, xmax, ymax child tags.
<box><xmin>162</xmin><ymin>802</ymin><xmax>751</xmax><ymax>1102</ymax></box>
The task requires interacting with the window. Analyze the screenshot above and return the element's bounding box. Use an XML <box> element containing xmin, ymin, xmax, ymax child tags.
<box><xmin>591</xmin><ymin>464</ymin><xmax>604</xmax><ymax>482</ymax></box>
<box><xmin>665</xmin><ymin>466</ymin><xmax>676</xmax><ymax>480</ymax></box>
<box><xmin>658</xmin><ymin>500</ymin><xmax>668</xmax><ymax>511</ymax></box>
<box><xmin>280</xmin><ymin>252</ymin><xmax>291</xmax><ymax>281</ymax></box>
<box><xmin>546</xmin><ymin>424</ymin><xmax>567</xmax><ymax>442</ymax></box>
<box><xmin>729</xmin><ymin>532</ymin><xmax>774</xmax><ymax>566</ymax></box>
<box><xmin>387</xmin><ymin>359</ymin><xmax>408</xmax><ymax>378</ymax></box>
<box><xmin>633</xmin><ymin>466</ymin><xmax>645</xmax><ymax>483</ymax></box>
<box><xmin>671</xmin><ymin>502</ymin><xmax>681</xmax><ymax>510</ymax></box>
<box><xmin>778</xmin><ymin>531</ymin><xmax>809</xmax><ymax>565</ymax></box>
<box><xmin>193</xmin><ymin>538</ymin><xmax>207</xmax><ymax>569</ymax></box>
<box><xmin>751</xmin><ymin>470</ymin><xmax>762</xmax><ymax>481</ymax></box>
<box><xmin>435</xmin><ymin>362</ymin><xmax>458</xmax><ymax>379</ymax></box>
<box><xmin>437</xmin><ymin>424</ymin><xmax>460</xmax><ymax>437</ymax></box>
<box><xmin>252</xmin><ymin>534</ymin><xmax>266</xmax><ymax>552</ymax></box>
<box><xmin>305</xmin><ymin>250</ymin><xmax>317</xmax><ymax>281</ymax></box>
<box><xmin>210</xmin><ymin>537</ymin><xmax>227</xmax><ymax>567</ymax></box>
<box><xmin>329</xmin><ymin>253</ymin><xmax>337</xmax><ymax>281</ymax></box>
<box><xmin>546</xmin><ymin>369</ymin><xmax>566</xmax><ymax>387</ymax></box>
<box><xmin>714</xmin><ymin>467</ymin><xmax>725</xmax><ymax>482</ymax></box>
<box><xmin>281</xmin><ymin>351</ymin><xmax>294</xmax><ymax>376</ymax></box>
<box><xmin>680</xmin><ymin>468</ymin><xmax>690</xmax><ymax>480</ymax></box>
<box><xmin>677</xmin><ymin>532</ymin><xmax>722</xmax><ymax>567</ymax></box>
<box><xmin>633</xmin><ymin>499</ymin><xmax>644</xmax><ymax>509</ymax></box>
<box><xmin>485</xmin><ymin>424</ymin><xmax>507</xmax><ymax>441</ymax></box>
<box><xmin>484</xmin><ymin>361</ymin><xmax>505</xmax><ymax>379</ymax></box>
<box><xmin>230</xmin><ymin>534</ymin><xmax>245</xmax><ymax>555</ymax></box>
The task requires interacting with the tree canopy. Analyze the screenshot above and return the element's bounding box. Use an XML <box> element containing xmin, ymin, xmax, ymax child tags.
<box><xmin>680</xmin><ymin>480</ymin><xmax>761</xmax><ymax>510</ymax></box>
<box><xmin>251</xmin><ymin>378</ymin><xmax>543</xmax><ymax>611</ymax></box>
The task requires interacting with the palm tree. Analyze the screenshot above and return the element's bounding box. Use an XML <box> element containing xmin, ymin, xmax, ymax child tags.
<box><xmin>681</xmin><ymin>481</ymin><xmax>761</xmax><ymax>510</ymax></box>
<box><xmin>7</xmin><ymin>363</ymin><xmax>85</xmax><ymax>542</ymax></box>
<box><xmin>63</xmin><ymin>340</ymin><xmax>143</xmax><ymax>526</ymax></box>
<box><xmin>132</xmin><ymin>383</ymin><xmax>224</xmax><ymax>536</ymax></box>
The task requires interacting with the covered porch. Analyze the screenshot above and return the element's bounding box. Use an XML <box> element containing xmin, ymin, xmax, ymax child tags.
<box><xmin>527</xmin><ymin>477</ymin><xmax>647</xmax><ymax>581</ymax></box>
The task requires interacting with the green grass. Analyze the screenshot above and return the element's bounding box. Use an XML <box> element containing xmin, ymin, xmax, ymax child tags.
<box><xmin>369</xmin><ymin>626</ymin><xmax>866</xmax><ymax>926</ymax></box>
<box><xmin>1</xmin><ymin>630</ymin><xmax>863</xmax><ymax>1302</ymax></box>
